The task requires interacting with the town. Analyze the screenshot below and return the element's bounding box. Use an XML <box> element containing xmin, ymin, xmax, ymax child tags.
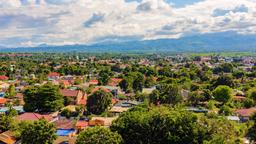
<box><xmin>0</xmin><ymin>53</ymin><xmax>256</xmax><ymax>144</ymax></box>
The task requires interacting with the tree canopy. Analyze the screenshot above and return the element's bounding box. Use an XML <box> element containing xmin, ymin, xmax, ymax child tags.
<box><xmin>87</xmin><ymin>90</ymin><xmax>112</xmax><ymax>115</ymax></box>
<box><xmin>76</xmin><ymin>127</ymin><xmax>123</xmax><ymax>144</ymax></box>
<box><xmin>20</xmin><ymin>119</ymin><xmax>57</xmax><ymax>144</ymax></box>
<box><xmin>111</xmin><ymin>105</ymin><xmax>242</xmax><ymax>144</ymax></box>
<box><xmin>23</xmin><ymin>84</ymin><xmax>64</xmax><ymax>113</ymax></box>
<box><xmin>212</xmin><ymin>85</ymin><xmax>233</xmax><ymax>104</ymax></box>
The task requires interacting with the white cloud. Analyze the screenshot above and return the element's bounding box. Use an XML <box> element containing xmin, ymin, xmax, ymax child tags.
<box><xmin>0</xmin><ymin>0</ymin><xmax>255</xmax><ymax>47</ymax></box>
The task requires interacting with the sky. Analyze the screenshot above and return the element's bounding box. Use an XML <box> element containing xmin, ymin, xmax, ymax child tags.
<box><xmin>0</xmin><ymin>0</ymin><xmax>256</xmax><ymax>47</ymax></box>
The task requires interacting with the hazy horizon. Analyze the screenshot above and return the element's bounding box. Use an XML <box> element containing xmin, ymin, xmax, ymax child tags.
<box><xmin>0</xmin><ymin>0</ymin><xmax>256</xmax><ymax>49</ymax></box>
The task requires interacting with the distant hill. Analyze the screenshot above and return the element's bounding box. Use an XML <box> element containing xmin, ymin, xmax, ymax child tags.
<box><xmin>1</xmin><ymin>31</ymin><xmax>256</xmax><ymax>53</ymax></box>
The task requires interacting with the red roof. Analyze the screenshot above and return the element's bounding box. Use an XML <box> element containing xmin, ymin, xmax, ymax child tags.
<box><xmin>0</xmin><ymin>76</ymin><xmax>8</xmax><ymax>80</ymax></box>
<box><xmin>61</xmin><ymin>80</ymin><xmax>71</xmax><ymax>86</ymax></box>
<box><xmin>112</xmin><ymin>98</ymin><xmax>119</xmax><ymax>104</ymax></box>
<box><xmin>233</xmin><ymin>96</ymin><xmax>246</xmax><ymax>101</ymax></box>
<box><xmin>111</xmin><ymin>78</ymin><xmax>122</xmax><ymax>83</ymax></box>
<box><xmin>89</xmin><ymin>79</ymin><xmax>98</xmax><ymax>85</ymax></box>
<box><xmin>16</xmin><ymin>113</ymin><xmax>53</xmax><ymax>121</ymax></box>
<box><xmin>91</xmin><ymin>87</ymin><xmax>110</xmax><ymax>93</ymax></box>
<box><xmin>54</xmin><ymin>119</ymin><xmax>74</xmax><ymax>129</ymax></box>
<box><xmin>76</xmin><ymin>121</ymin><xmax>89</xmax><ymax>127</ymax></box>
<box><xmin>108</xmin><ymin>78</ymin><xmax>123</xmax><ymax>86</ymax></box>
<box><xmin>0</xmin><ymin>98</ymin><xmax>7</xmax><ymax>104</ymax></box>
<box><xmin>15</xmin><ymin>93</ymin><xmax>23</xmax><ymax>98</ymax></box>
<box><xmin>235</xmin><ymin>108</ymin><xmax>256</xmax><ymax>117</ymax></box>
<box><xmin>60</xmin><ymin>89</ymin><xmax>79</xmax><ymax>97</ymax></box>
<box><xmin>48</xmin><ymin>72</ymin><xmax>60</xmax><ymax>77</ymax></box>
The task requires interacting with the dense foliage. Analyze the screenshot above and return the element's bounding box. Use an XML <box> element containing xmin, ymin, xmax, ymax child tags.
<box><xmin>87</xmin><ymin>90</ymin><xmax>112</xmax><ymax>115</ymax></box>
<box><xmin>20</xmin><ymin>119</ymin><xmax>57</xmax><ymax>144</ymax></box>
<box><xmin>76</xmin><ymin>127</ymin><xmax>123</xmax><ymax>144</ymax></box>
<box><xmin>111</xmin><ymin>105</ymin><xmax>243</xmax><ymax>144</ymax></box>
<box><xmin>23</xmin><ymin>84</ymin><xmax>64</xmax><ymax>113</ymax></box>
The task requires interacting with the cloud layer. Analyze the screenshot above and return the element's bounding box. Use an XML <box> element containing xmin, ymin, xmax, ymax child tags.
<box><xmin>0</xmin><ymin>0</ymin><xmax>256</xmax><ymax>47</ymax></box>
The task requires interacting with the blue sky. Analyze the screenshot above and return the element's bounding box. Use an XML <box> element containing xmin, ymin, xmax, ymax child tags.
<box><xmin>0</xmin><ymin>0</ymin><xmax>255</xmax><ymax>47</ymax></box>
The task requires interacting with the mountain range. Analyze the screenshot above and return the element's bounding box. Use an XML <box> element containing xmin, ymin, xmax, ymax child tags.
<box><xmin>1</xmin><ymin>31</ymin><xmax>256</xmax><ymax>53</ymax></box>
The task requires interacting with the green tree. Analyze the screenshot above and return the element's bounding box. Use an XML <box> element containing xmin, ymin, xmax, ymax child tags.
<box><xmin>213</xmin><ymin>85</ymin><xmax>232</xmax><ymax>104</ymax></box>
<box><xmin>7</xmin><ymin>84</ymin><xmax>16</xmax><ymax>98</ymax></box>
<box><xmin>20</xmin><ymin>119</ymin><xmax>57</xmax><ymax>144</ymax></box>
<box><xmin>149</xmin><ymin>90</ymin><xmax>160</xmax><ymax>105</ymax></box>
<box><xmin>132</xmin><ymin>73</ymin><xmax>144</xmax><ymax>92</ymax></box>
<box><xmin>119</xmin><ymin>77</ymin><xmax>133</xmax><ymax>93</ymax></box>
<box><xmin>0</xmin><ymin>105</ymin><xmax>17</xmax><ymax>131</ymax></box>
<box><xmin>161</xmin><ymin>84</ymin><xmax>183</xmax><ymax>105</ymax></box>
<box><xmin>188</xmin><ymin>91</ymin><xmax>204</xmax><ymax>106</ymax></box>
<box><xmin>23</xmin><ymin>86</ymin><xmax>38</xmax><ymax>112</ymax></box>
<box><xmin>212</xmin><ymin>75</ymin><xmax>235</xmax><ymax>88</ymax></box>
<box><xmin>219</xmin><ymin>104</ymin><xmax>233</xmax><ymax>116</ymax></box>
<box><xmin>60</xmin><ymin>108</ymin><xmax>72</xmax><ymax>118</ymax></box>
<box><xmin>111</xmin><ymin>106</ymin><xmax>202</xmax><ymax>144</ymax></box>
<box><xmin>76</xmin><ymin>127</ymin><xmax>123</xmax><ymax>144</ymax></box>
<box><xmin>98</xmin><ymin>69</ymin><xmax>112</xmax><ymax>85</ymax></box>
<box><xmin>149</xmin><ymin>84</ymin><xmax>182</xmax><ymax>105</ymax></box>
<box><xmin>23</xmin><ymin>84</ymin><xmax>64</xmax><ymax>113</ymax></box>
<box><xmin>111</xmin><ymin>106</ymin><xmax>241</xmax><ymax>144</ymax></box>
<box><xmin>221</xmin><ymin>63</ymin><xmax>234</xmax><ymax>73</ymax></box>
<box><xmin>87</xmin><ymin>90</ymin><xmax>112</xmax><ymax>115</ymax></box>
<box><xmin>247</xmin><ymin>88</ymin><xmax>256</xmax><ymax>103</ymax></box>
<box><xmin>144</xmin><ymin>76</ymin><xmax>155</xmax><ymax>88</ymax></box>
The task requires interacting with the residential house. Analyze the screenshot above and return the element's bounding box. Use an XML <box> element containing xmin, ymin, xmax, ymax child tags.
<box><xmin>77</xmin><ymin>93</ymin><xmax>87</xmax><ymax>106</ymax></box>
<box><xmin>109</xmin><ymin>106</ymin><xmax>129</xmax><ymax>116</ymax></box>
<box><xmin>0</xmin><ymin>98</ymin><xmax>7</xmax><ymax>107</ymax></box>
<box><xmin>15</xmin><ymin>93</ymin><xmax>25</xmax><ymax>105</ymax></box>
<box><xmin>16</xmin><ymin>112</ymin><xmax>57</xmax><ymax>122</ymax></box>
<box><xmin>48</xmin><ymin>72</ymin><xmax>60</xmax><ymax>80</ymax></box>
<box><xmin>0</xmin><ymin>131</ymin><xmax>17</xmax><ymax>144</ymax></box>
<box><xmin>233</xmin><ymin>96</ymin><xmax>246</xmax><ymax>102</ymax></box>
<box><xmin>60</xmin><ymin>80</ymin><xmax>72</xmax><ymax>88</ymax></box>
<box><xmin>54</xmin><ymin>119</ymin><xmax>76</xmax><ymax>137</ymax></box>
<box><xmin>96</xmin><ymin>86</ymin><xmax>122</xmax><ymax>96</ymax></box>
<box><xmin>89</xmin><ymin>79</ymin><xmax>98</xmax><ymax>85</ymax></box>
<box><xmin>91</xmin><ymin>87</ymin><xmax>110</xmax><ymax>94</ymax></box>
<box><xmin>0</xmin><ymin>82</ymin><xmax>9</xmax><ymax>89</ymax></box>
<box><xmin>0</xmin><ymin>76</ymin><xmax>8</xmax><ymax>81</ymax></box>
<box><xmin>142</xmin><ymin>86</ymin><xmax>156</xmax><ymax>94</ymax></box>
<box><xmin>89</xmin><ymin>117</ymin><xmax>118</xmax><ymax>127</ymax></box>
<box><xmin>227</xmin><ymin>116</ymin><xmax>240</xmax><ymax>122</ymax></box>
<box><xmin>75</xmin><ymin>121</ymin><xmax>89</xmax><ymax>132</ymax></box>
<box><xmin>108</xmin><ymin>78</ymin><xmax>122</xmax><ymax>87</ymax></box>
<box><xmin>115</xmin><ymin>100</ymin><xmax>141</xmax><ymax>108</ymax></box>
<box><xmin>0</xmin><ymin>106</ymin><xmax>24</xmax><ymax>114</ymax></box>
<box><xmin>60</xmin><ymin>89</ymin><xmax>83</xmax><ymax>105</ymax></box>
<box><xmin>235</xmin><ymin>108</ymin><xmax>256</xmax><ymax>122</ymax></box>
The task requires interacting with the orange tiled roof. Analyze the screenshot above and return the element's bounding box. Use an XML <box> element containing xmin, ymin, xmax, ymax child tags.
<box><xmin>91</xmin><ymin>87</ymin><xmax>110</xmax><ymax>93</ymax></box>
<box><xmin>0</xmin><ymin>98</ymin><xmax>7</xmax><ymax>104</ymax></box>
<box><xmin>16</xmin><ymin>113</ymin><xmax>53</xmax><ymax>121</ymax></box>
<box><xmin>89</xmin><ymin>79</ymin><xmax>98</xmax><ymax>85</ymax></box>
<box><xmin>48</xmin><ymin>72</ymin><xmax>60</xmax><ymax>77</ymax></box>
<box><xmin>76</xmin><ymin>121</ymin><xmax>88</xmax><ymax>127</ymax></box>
<box><xmin>60</xmin><ymin>89</ymin><xmax>79</xmax><ymax>97</ymax></box>
<box><xmin>0</xmin><ymin>76</ymin><xmax>8</xmax><ymax>80</ymax></box>
<box><xmin>235</xmin><ymin>108</ymin><xmax>256</xmax><ymax>117</ymax></box>
<box><xmin>0</xmin><ymin>131</ymin><xmax>16</xmax><ymax>144</ymax></box>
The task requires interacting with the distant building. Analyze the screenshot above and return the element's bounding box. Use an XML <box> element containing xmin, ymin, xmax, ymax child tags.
<box><xmin>235</xmin><ymin>108</ymin><xmax>256</xmax><ymax>122</ymax></box>
<box><xmin>60</xmin><ymin>89</ymin><xmax>84</xmax><ymax>105</ymax></box>
<box><xmin>0</xmin><ymin>76</ymin><xmax>9</xmax><ymax>81</ymax></box>
<box><xmin>48</xmin><ymin>72</ymin><xmax>60</xmax><ymax>80</ymax></box>
<box><xmin>89</xmin><ymin>79</ymin><xmax>98</xmax><ymax>85</ymax></box>
<box><xmin>16</xmin><ymin>112</ymin><xmax>57</xmax><ymax>122</ymax></box>
<box><xmin>0</xmin><ymin>131</ymin><xmax>17</xmax><ymax>144</ymax></box>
